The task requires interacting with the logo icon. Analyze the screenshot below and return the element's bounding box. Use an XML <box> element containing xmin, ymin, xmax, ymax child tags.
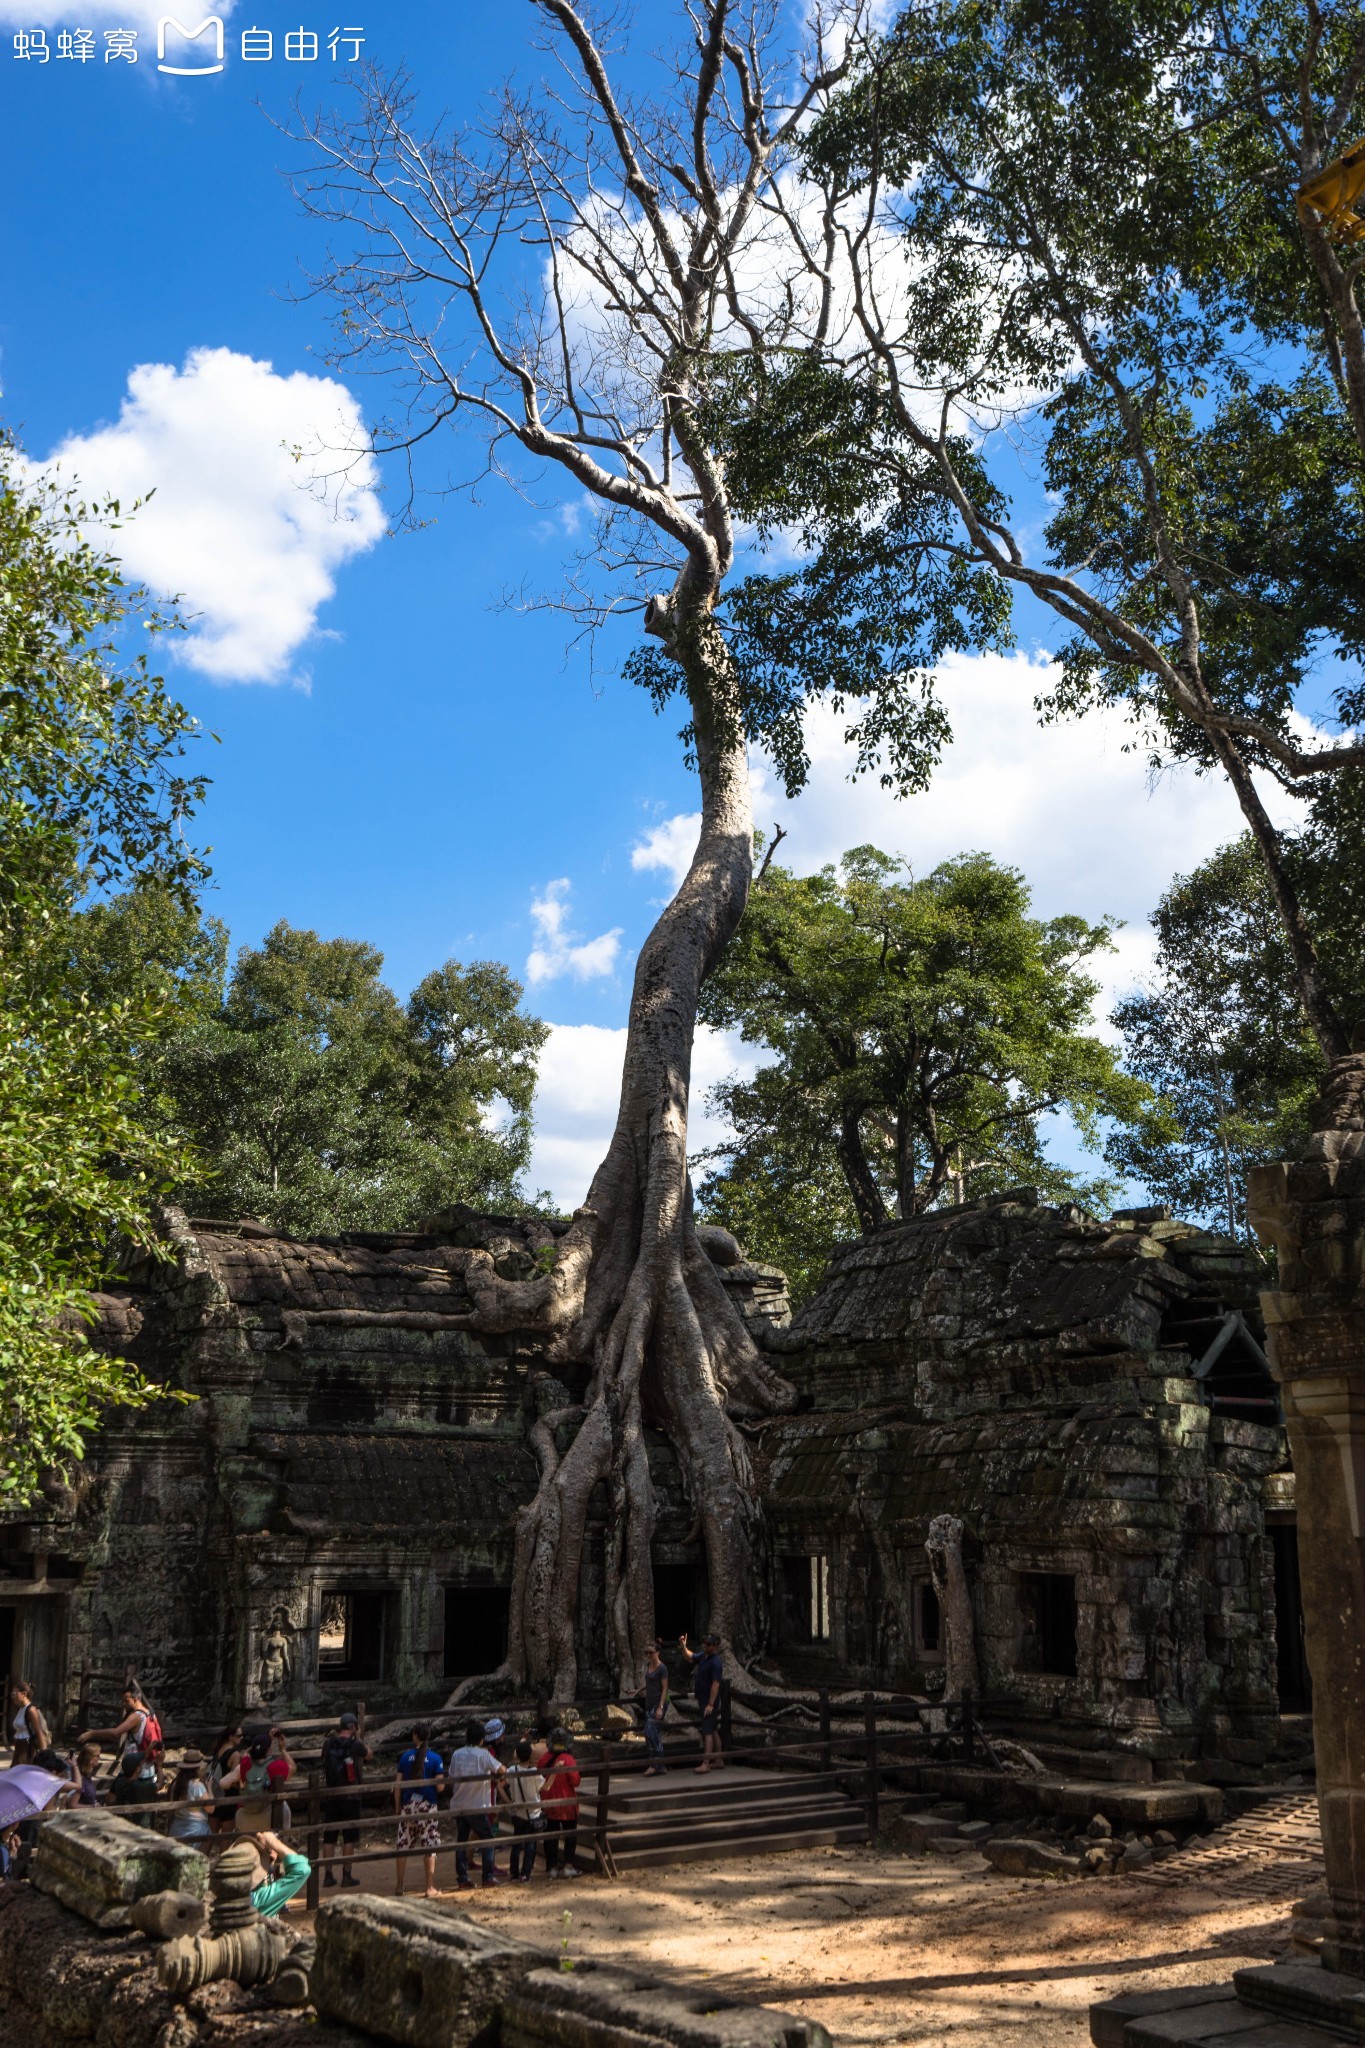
<box><xmin>156</xmin><ymin>15</ymin><xmax>223</xmax><ymax>75</ymax></box>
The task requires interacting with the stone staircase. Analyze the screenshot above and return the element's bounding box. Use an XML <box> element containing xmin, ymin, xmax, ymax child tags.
<box><xmin>589</xmin><ymin>1763</ymin><xmax>870</xmax><ymax>1873</ymax></box>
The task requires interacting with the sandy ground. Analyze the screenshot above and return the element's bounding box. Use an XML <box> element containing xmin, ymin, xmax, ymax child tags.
<box><xmin>302</xmin><ymin>1842</ymin><xmax>1293</xmax><ymax>2048</ymax></box>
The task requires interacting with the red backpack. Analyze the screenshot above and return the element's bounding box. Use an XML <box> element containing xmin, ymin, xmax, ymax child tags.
<box><xmin>138</xmin><ymin>1709</ymin><xmax>164</xmax><ymax>1761</ymax></box>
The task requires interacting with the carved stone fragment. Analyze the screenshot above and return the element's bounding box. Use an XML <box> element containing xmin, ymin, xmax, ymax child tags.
<box><xmin>29</xmin><ymin>1811</ymin><xmax>209</xmax><ymax>1931</ymax></box>
<box><xmin>503</xmin><ymin>1958</ymin><xmax>836</xmax><ymax>2048</ymax></box>
<box><xmin>155</xmin><ymin>1839</ymin><xmax>293</xmax><ymax>1999</ymax></box>
<box><xmin>127</xmin><ymin>1889</ymin><xmax>209</xmax><ymax>1940</ymax></box>
<box><xmin>311</xmin><ymin>1895</ymin><xmax>549</xmax><ymax>2047</ymax></box>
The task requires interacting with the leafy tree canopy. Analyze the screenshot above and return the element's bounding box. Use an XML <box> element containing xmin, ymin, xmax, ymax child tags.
<box><xmin>697</xmin><ymin>845</ymin><xmax>1149</xmax><ymax>1297</ymax></box>
<box><xmin>150</xmin><ymin>916</ymin><xmax>549</xmax><ymax>1236</ymax></box>
<box><xmin>0</xmin><ymin>437</ymin><xmax>209</xmax><ymax>1508</ymax></box>
<box><xmin>1107</xmin><ymin>841</ymin><xmax>1320</xmax><ymax>1236</ymax></box>
<box><xmin>701</xmin><ymin>0</ymin><xmax>1365</xmax><ymax>1064</ymax></box>
<box><xmin>1108</xmin><ymin>811</ymin><xmax>1365</xmax><ymax>1235</ymax></box>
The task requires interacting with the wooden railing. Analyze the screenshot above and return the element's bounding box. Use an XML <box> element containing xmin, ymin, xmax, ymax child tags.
<box><xmin>23</xmin><ymin>1686</ymin><xmax>1016</xmax><ymax>1894</ymax></box>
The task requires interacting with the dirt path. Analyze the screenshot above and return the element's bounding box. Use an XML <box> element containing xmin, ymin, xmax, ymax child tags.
<box><xmin>310</xmin><ymin>1841</ymin><xmax>1300</xmax><ymax>2048</ymax></box>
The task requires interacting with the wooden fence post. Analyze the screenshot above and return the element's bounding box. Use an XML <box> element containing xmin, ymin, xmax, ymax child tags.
<box><xmin>594</xmin><ymin>1762</ymin><xmax>617</xmax><ymax>1879</ymax></box>
<box><xmin>306</xmin><ymin>1769</ymin><xmax>321</xmax><ymax>1910</ymax></box>
<box><xmin>819</xmin><ymin>1688</ymin><xmax>832</xmax><ymax>1779</ymax></box>
<box><xmin>356</xmin><ymin>1699</ymin><xmax>366</xmax><ymax>1743</ymax></box>
<box><xmin>863</xmin><ymin>1692</ymin><xmax>879</xmax><ymax>1839</ymax></box>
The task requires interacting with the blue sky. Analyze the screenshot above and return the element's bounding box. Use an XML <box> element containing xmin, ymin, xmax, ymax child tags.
<box><xmin>0</xmin><ymin>1</ymin><xmax>1305</xmax><ymax>1207</ymax></box>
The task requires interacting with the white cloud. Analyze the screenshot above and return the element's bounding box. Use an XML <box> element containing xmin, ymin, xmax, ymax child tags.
<box><xmin>31</xmin><ymin>347</ymin><xmax>384</xmax><ymax>683</ymax></box>
<box><xmin>528</xmin><ymin>1022</ymin><xmax>756</xmax><ymax>1212</ymax></box>
<box><xmin>525</xmin><ymin>879</ymin><xmax>623</xmax><ymax>985</ymax></box>
<box><xmin>0</xmin><ymin>3</ymin><xmax>236</xmax><ymax>36</ymax></box>
<box><xmin>760</xmin><ymin>646</ymin><xmax>1309</xmax><ymax>1023</ymax></box>
<box><xmin>631</xmin><ymin>813</ymin><xmax>700</xmax><ymax>892</ymax></box>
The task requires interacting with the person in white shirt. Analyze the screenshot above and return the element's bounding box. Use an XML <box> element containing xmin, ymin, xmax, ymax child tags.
<box><xmin>503</xmin><ymin>1737</ymin><xmax>545</xmax><ymax>1882</ymax></box>
<box><xmin>446</xmin><ymin>1719</ymin><xmax>505</xmax><ymax>1891</ymax></box>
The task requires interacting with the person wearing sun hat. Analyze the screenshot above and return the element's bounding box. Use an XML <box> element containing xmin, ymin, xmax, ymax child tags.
<box><xmin>167</xmin><ymin>1752</ymin><xmax>213</xmax><ymax>1841</ymax></box>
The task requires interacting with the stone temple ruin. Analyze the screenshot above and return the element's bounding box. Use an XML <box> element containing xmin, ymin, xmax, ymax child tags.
<box><xmin>0</xmin><ymin>1190</ymin><xmax>1302</xmax><ymax>1770</ymax></box>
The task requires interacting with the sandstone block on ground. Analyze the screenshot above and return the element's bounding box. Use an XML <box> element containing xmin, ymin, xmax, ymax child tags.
<box><xmin>30</xmin><ymin>1811</ymin><xmax>209</xmax><ymax>1931</ymax></box>
<box><xmin>983</xmin><ymin>1837</ymin><xmax>1082</xmax><ymax>1879</ymax></box>
<box><xmin>504</xmin><ymin>1958</ymin><xmax>834</xmax><ymax>2048</ymax></box>
<box><xmin>311</xmin><ymin>1896</ymin><xmax>549</xmax><ymax>2047</ymax></box>
<box><xmin>0</xmin><ymin>1884</ymin><xmax>366</xmax><ymax>2048</ymax></box>
<box><xmin>902</xmin><ymin>1816</ymin><xmax>959</xmax><ymax>1850</ymax></box>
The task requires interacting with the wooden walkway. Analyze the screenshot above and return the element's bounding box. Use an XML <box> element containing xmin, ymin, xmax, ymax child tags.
<box><xmin>1127</xmin><ymin>1790</ymin><xmax>1323</xmax><ymax>1901</ymax></box>
<box><xmin>592</xmin><ymin>1763</ymin><xmax>869</xmax><ymax>1873</ymax></box>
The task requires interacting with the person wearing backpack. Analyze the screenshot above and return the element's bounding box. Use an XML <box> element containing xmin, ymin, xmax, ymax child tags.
<box><xmin>536</xmin><ymin>1729</ymin><xmax>581</xmax><ymax>1878</ymax></box>
<box><xmin>320</xmin><ymin>1710</ymin><xmax>370</xmax><ymax>1889</ymax></box>
<box><xmin>78</xmin><ymin>1682</ymin><xmax>162</xmax><ymax>1776</ymax></box>
<box><xmin>219</xmin><ymin>1734</ymin><xmax>275</xmax><ymax>1833</ymax></box>
<box><xmin>503</xmin><ymin>1737</ymin><xmax>546</xmax><ymax>1882</ymax></box>
<box><xmin>8</xmin><ymin>1679</ymin><xmax>50</xmax><ymax>1765</ymax></box>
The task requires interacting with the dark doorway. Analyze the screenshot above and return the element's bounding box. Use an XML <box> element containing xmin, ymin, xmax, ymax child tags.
<box><xmin>919</xmin><ymin>1582</ymin><xmax>941</xmax><ymax>1653</ymax></box>
<box><xmin>1017</xmin><ymin>1572</ymin><xmax>1078</xmax><ymax>1676</ymax></box>
<box><xmin>317</xmin><ymin>1590</ymin><xmax>389</xmax><ymax>1683</ymax></box>
<box><xmin>1272</xmin><ymin>1524</ymin><xmax>1311</xmax><ymax>1710</ymax></box>
<box><xmin>653</xmin><ymin>1562</ymin><xmax>700</xmax><ymax>1644</ymax></box>
<box><xmin>0</xmin><ymin>1607</ymin><xmax>14</xmax><ymax>1705</ymax></box>
<box><xmin>443</xmin><ymin>1588</ymin><xmax>510</xmax><ymax>1677</ymax></box>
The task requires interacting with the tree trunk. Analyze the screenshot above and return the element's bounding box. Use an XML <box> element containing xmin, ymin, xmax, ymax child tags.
<box><xmin>448</xmin><ymin>603</ymin><xmax>797</xmax><ymax>1704</ymax></box>
<box><xmin>926</xmin><ymin>1513</ymin><xmax>979</xmax><ymax>1704</ymax></box>
<box><xmin>838</xmin><ymin>1107</ymin><xmax>888</xmax><ymax>1234</ymax></box>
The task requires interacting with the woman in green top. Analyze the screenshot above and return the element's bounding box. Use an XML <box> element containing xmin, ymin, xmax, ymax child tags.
<box><xmin>248</xmin><ymin>1830</ymin><xmax>312</xmax><ymax>1918</ymax></box>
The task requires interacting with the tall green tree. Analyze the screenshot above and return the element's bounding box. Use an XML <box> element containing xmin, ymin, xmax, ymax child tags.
<box><xmin>161</xmin><ymin>920</ymin><xmax>547</xmax><ymax>1235</ymax></box>
<box><xmin>1107</xmin><ymin>841</ymin><xmax>1322</xmax><ymax>1237</ymax></box>
<box><xmin>285</xmin><ymin>0</ymin><xmax>990</xmax><ymax>1691</ymax></box>
<box><xmin>0</xmin><ymin>437</ymin><xmax>209</xmax><ymax>1508</ymax></box>
<box><xmin>717</xmin><ymin>0</ymin><xmax>1365</xmax><ymax>1066</ymax></box>
<box><xmin>698</xmin><ymin>846</ymin><xmax>1148</xmax><ymax>1292</ymax></box>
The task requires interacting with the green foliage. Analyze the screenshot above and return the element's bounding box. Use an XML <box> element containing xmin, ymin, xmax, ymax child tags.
<box><xmin>627</xmin><ymin>357</ymin><xmax>1010</xmax><ymax>799</ymax></box>
<box><xmin>1106</xmin><ymin>840</ymin><xmax>1323</xmax><ymax>1234</ymax></box>
<box><xmin>697</xmin><ymin>1129</ymin><xmax>858</xmax><ymax>1312</ymax></box>
<box><xmin>697</xmin><ymin>845</ymin><xmax>1148</xmax><ymax>1288</ymax></box>
<box><xmin>1109</xmin><ymin>810</ymin><xmax>1365</xmax><ymax>1232</ymax></box>
<box><xmin>158</xmin><ymin>919</ymin><xmax>548</xmax><ymax>1235</ymax></box>
<box><xmin>0</xmin><ymin>436</ymin><xmax>209</xmax><ymax>1508</ymax></box>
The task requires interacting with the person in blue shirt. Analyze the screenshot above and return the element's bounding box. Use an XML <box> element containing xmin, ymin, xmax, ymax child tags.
<box><xmin>678</xmin><ymin>1631</ymin><xmax>724</xmax><ymax>1773</ymax></box>
<box><xmin>394</xmin><ymin>1722</ymin><xmax>446</xmax><ymax>1898</ymax></box>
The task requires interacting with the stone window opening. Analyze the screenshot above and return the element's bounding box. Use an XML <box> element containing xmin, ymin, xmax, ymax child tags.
<box><xmin>1016</xmin><ymin>1571</ymin><xmax>1078</xmax><ymax>1677</ymax></box>
<box><xmin>778</xmin><ymin>1553</ymin><xmax>831</xmax><ymax>1644</ymax></box>
<box><xmin>316</xmin><ymin>1590</ymin><xmax>388</xmax><ymax>1683</ymax></box>
<box><xmin>442</xmin><ymin>1586</ymin><xmax>510</xmax><ymax>1677</ymax></box>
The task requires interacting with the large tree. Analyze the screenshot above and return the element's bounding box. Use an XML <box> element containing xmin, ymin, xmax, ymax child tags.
<box><xmin>1106</xmin><ymin>840</ymin><xmax>1320</xmax><ymax>1238</ymax></box>
<box><xmin>719</xmin><ymin>0</ymin><xmax>1365</xmax><ymax>1068</ymax></box>
<box><xmin>286</xmin><ymin>1</ymin><xmax>997</xmax><ymax>1693</ymax></box>
<box><xmin>697</xmin><ymin>845</ymin><xmax>1145</xmax><ymax>1289</ymax></box>
<box><xmin>161</xmin><ymin>920</ymin><xmax>546</xmax><ymax>1234</ymax></box>
<box><xmin>0</xmin><ymin>440</ymin><xmax>208</xmax><ymax>1507</ymax></box>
